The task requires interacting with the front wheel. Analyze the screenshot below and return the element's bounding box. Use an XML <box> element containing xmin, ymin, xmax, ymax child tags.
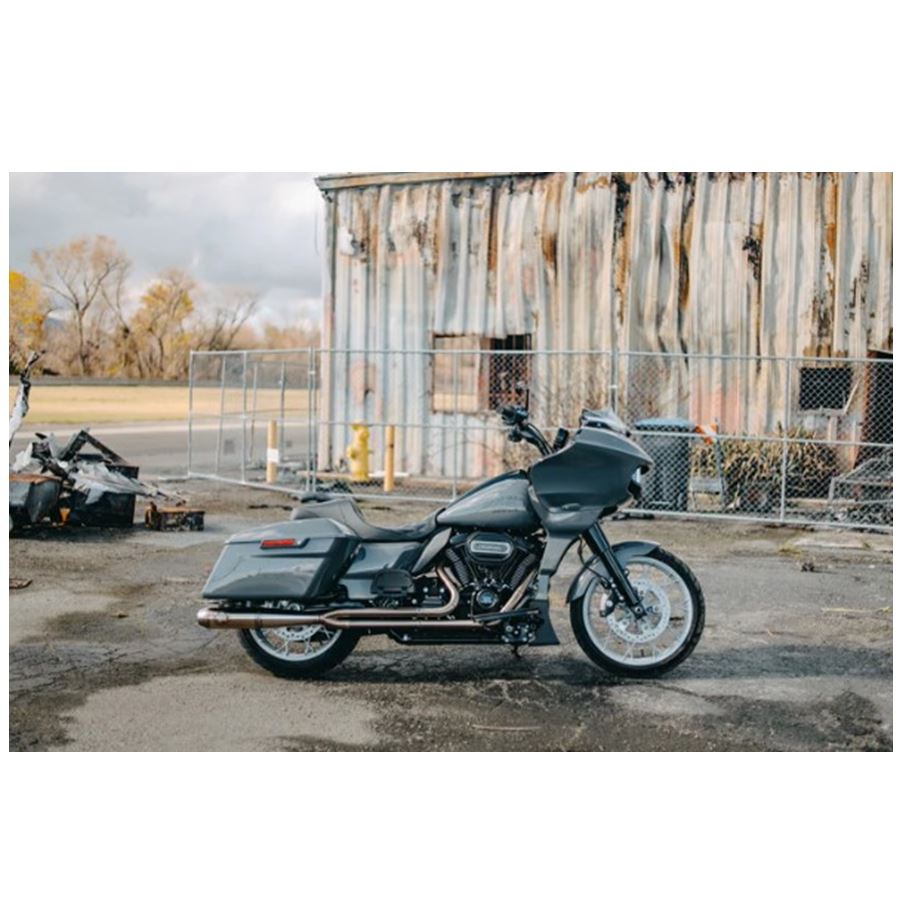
<box><xmin>570</xmin><ymin>547</ymin><xmax>704</xmax><ymax>677</ymax></box>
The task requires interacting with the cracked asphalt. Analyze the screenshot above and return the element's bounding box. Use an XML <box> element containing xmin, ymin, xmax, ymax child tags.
<box><xmin>8</xmin><ymin>482</ymin><xmax>893</xmax><ymax>751</ymax></box>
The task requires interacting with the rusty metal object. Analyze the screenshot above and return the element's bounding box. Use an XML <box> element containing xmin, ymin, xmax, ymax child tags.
<box><xmin>144</xmin><ymin>503</ymin><xmax>206</xmax><ymax>531</ymax></box>
<box><xmin>10</xmin><ymin>375</ymin><xmax>180</xmax><ymax>530</ymax></box>
<box><xmin>10</xmin><ymin>362</ymin><xmax>186</xmax><ymax>531</ymax></box>
<box><xmin>9</xmin><ymin>473</ymin><xmax>62</xmax><ymax>527</ymax></box>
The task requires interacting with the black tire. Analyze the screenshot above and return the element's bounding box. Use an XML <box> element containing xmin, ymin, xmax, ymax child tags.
<box><xmin>570</xmin><ymin>546</ymin><xmax>705</xmax><ymax>678</ymax></box>
<box><xmin>238</xmin><ymin>627</ymin><xmax>359</xmax><ymax>679</ymax></box>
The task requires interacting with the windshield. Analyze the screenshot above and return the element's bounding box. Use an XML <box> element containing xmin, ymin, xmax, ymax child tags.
<box><xmin>579</xmin><ymin>408</ymin><xmax>629</xmax><ymax>435</ymax></box>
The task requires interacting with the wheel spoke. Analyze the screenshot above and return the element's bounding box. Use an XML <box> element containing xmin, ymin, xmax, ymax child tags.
<box><xmin>252</xmin><ymin>618</ymin><xmax>342</xmax><ymax>663</ymax></box>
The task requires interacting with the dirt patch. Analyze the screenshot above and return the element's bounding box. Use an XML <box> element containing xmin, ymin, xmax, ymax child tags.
<box><xmin>61</xmin><ymin>672</ymin><xmax>378</xmax><ymax>751</ymax></box>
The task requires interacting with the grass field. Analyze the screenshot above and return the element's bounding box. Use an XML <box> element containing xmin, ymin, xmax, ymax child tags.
<box><xmin>8</xmin><ymin>384</ymin><xmax>311</xmax><ymax>425</ymax></box>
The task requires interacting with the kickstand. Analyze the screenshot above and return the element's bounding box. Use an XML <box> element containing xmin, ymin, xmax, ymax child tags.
<box><xmin>511</xmin><ymin>645</ymin><xmax>524</xmax><ymax>660</ymax></box>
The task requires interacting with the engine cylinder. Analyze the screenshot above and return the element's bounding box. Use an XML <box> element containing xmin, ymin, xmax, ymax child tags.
<box><xmin>443</xmin><ymin>532</ymin><xmax>538</xmax><ymax>616</ymax></box>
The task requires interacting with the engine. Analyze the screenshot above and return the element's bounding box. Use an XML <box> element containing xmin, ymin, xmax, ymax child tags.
<box><xmin>442</xmin><ymin>531</ymin><xmax>540</xmax><ymax>615</ymax></box>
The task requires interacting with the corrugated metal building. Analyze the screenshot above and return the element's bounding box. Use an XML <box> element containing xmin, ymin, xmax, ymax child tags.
<box><xmin>315</xmin><ymin>172</ymin><xmax>893</xmax><ymax>478</ymax></box>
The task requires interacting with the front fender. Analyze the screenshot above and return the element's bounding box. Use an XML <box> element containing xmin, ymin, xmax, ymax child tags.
<box><xmin>565</xmin><ymin>540</ymin><xmax>659</xmax><ymax>604</ymax></box>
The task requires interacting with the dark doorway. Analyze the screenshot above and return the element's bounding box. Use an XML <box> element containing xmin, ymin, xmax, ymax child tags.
<box><xmin>487</xmin><ymin>335</ymin><xmax>532</xmax><ymax>409</ymax></box>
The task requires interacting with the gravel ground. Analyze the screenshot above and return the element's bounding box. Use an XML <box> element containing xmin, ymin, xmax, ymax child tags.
<box><xmin>8</xmin><ymin>481</ymin><xmax>893</xmax><ymax>751</ymax></box>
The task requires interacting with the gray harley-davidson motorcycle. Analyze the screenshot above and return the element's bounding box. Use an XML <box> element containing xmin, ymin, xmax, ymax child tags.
<box><xmin>197</xmin><ymin>402</ymin><xmax>705</xmax><ymax>679</ymax></box>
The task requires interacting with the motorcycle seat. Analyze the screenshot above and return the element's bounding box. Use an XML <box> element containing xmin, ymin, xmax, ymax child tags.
<box><xmin>290</xmin><ymin>494</ymin><xmax>440</xmax><ymax>542</ymax></box>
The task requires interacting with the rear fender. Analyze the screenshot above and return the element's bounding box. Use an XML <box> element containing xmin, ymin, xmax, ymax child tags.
<box><xmin>565</xmin><ymin>540</ymin><xmax>659</xmax><ymax>604</ymax></box>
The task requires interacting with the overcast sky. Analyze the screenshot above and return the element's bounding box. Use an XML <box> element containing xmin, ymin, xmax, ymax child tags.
<box><xmin>9</xmin><ymin>173</ymin><xmax>325</xmax><ymax>328</ymax></box>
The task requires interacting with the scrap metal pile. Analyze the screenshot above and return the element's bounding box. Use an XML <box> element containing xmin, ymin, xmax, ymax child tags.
<box><xmin>9</xmin><ymin>352</ymin><xmax>189</xmax><ymax>532</ymax></box>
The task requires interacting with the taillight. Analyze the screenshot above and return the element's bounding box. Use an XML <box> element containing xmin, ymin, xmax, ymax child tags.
<box><xmin>260</xmin><ymin>538</ymin><xmax>296</xmax><ymax>549</ymax></box>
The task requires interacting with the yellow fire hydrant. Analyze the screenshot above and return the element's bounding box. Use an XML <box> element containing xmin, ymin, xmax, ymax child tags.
<box><xmin>346</xmin><ymin>423</ymin><xmax>371</xmax><ymax>482</ymax></box>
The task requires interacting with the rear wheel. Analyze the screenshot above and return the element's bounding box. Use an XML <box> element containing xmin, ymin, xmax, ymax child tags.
<box><xmin>570</xmin><ymin>547</ymin><xmax>704</xmax><ymax>677</ymax></box>
<box><xmin>238</xmin><ymin>623</ymin><xmax>359</xmax><ymax>679</ymax></box>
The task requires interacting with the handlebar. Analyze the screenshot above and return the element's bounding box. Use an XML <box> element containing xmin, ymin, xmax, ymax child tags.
<box><xmin>498</xmin><ymin>405</ymin><xmax>553</xmax><ymax>456</ymax></box>
<box><xmin>499</xmin><ymin>404</ymin><xmax>529</xmax><ymax>427</ymax></box>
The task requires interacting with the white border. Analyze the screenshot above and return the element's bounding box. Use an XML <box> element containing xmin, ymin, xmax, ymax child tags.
<box><xmin>4</xmin><ymin>1</ymin><xmax>896</xmax><ymax>896</ymax></box>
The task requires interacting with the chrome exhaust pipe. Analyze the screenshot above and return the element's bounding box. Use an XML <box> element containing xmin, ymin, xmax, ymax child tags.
<box><xmin>197</xmin><ymin>568</ymin><xmax>469</xmax><ymax>631</ymax></box>
<box><xmin>323</xmin><ymin>568</ymin><xmax>460</xmax><ymax>620</ymax></box>
<box><xmin>197</xmin><ymin>608</ymin><xmax>485</xmax><ymax>630</ymax></box>
<box><xmin>197</xmin><ymin>607</ymin><xmax>323</xmax><ymax>630</ymax></box>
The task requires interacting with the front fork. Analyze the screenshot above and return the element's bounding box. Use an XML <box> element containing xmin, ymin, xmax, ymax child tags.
<box><xmin>584</xmin><ymin>523</ymin><xmax>647</xmax><ymax>618</ymax></box>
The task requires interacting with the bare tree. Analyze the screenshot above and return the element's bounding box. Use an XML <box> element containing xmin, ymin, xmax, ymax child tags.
<box><xmin>261</xmin><ymin>321</ymin><xmax>322</xmax><ymax>349</ymax></box>
<box><xmin>193</xmin><ymin>288</ymin><xmax>260</xmax><ymax>352</ymax></box>
<box><xmin>31</xmin><ymin>236</ymin><xmax>131</xmax><ymax>375</ymax></box>
<box><xmin>98</xmin><ymin>254</ymin><xmax>138</xmax><ymax>376</ymax></box>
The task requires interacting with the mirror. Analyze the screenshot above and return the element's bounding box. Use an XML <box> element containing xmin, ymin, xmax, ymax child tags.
<box><xmin>514</xmin><ymin>380</ymin><xmax>530</xmax><ymax>411</ymax></box>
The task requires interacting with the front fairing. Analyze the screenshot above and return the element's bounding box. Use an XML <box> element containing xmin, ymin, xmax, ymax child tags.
<box><xmin>529</xmin><ymin>426</ymin><xmax>651</xmax><ymax>522</ymax></box>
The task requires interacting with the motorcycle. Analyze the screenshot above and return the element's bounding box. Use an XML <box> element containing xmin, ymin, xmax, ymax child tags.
<box><xmin>196</xmin><ymin>400</ymin><xmax>705</xmax><ymax>679</ymax></box>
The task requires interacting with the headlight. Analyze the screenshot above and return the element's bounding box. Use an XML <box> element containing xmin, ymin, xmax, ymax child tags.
<box><xmin>628</xmin><ymin>468</ymin><xmax>642</xmax><ymax>500</ymax></box>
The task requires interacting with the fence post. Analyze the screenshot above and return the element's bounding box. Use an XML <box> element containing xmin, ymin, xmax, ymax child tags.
<box><xmin>307</xmin><ymin>348</ymin><xmax>316</xmax><ymax>493</ymax></box>
<box><xmin>279</xmin><ymin>358</ymin><xmax>287</xmax><ymax>466</ymax></box>
<box><xmin>187</xmin><ymin>351</ymin><xmax>194</xmax><ymax>476</ymax></box>
<box><xmin>266</xmin><ymin>420</ymin><xmax>279</xmax><ymax>484</ymax></box>
<box><xmin>610</xmin><ymin>345</ymin><xmax>620</xmax><ymax>414</ymax></box>
<box><xmin>214</xmin><ymin>356</ymin><xmax>227</xmax><ymax>475</ymax></box>
<box><xmin>248</xmin><ymin>358</ymin><xmax>259</xmax><ymax>464</ymax></box>
<box><xmin>240</xmin><ymin>350</ymin><xmax>248</xmax><ymax>483</ymax></box>
<box><xmin>384</xmin><ymin>424</ymin><xmax>396</xmax><ymax>493</ymax></box>
<box><xmin>452</xmin><ymin>350</ymin><xmax>460</xmax><ymax>500</ymax></box>
<box><xmin>778</xmin><ymin>358</ymin><xmax>793</xmax><ymax>522</ymax></box>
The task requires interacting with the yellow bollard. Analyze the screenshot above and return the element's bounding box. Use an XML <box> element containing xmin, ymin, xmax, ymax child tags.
<box><xmin>384</xmin><ymin>425</ymin><xmax>396</xmax><ymax>493</ymax></box>
<box><xmin>346</xmin><ymin>423</ymin><xmax>371</xmax><ymax>482</ymax></box>
<box><xmin>266</xmin><ymin>420</ymin><xmax>279</xmax><ymax>484</ymax></box>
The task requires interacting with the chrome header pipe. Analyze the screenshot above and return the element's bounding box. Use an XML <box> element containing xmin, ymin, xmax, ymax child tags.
<box><xmin>197</xmin><ymin>569</ymin><xmax>468</xmax><ymax>631</ymax></box>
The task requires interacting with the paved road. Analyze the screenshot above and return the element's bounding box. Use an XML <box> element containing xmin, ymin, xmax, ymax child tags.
<box><xmin>11</xmin><ymin>421</ymin><xmax>312</xmax><ymax>480</ymax></box>
<box><xmin>9</xmin><ymin>482</ymin><xmax>892</xmax><ymax>751</ymax></box>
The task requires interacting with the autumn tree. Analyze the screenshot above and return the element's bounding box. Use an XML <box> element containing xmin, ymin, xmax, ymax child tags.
<box><xmin>31</xmin><ymin>236</ymin><xmax>131</xmax><ymax>375</ymax></box>
<box><xmin>9</xmin><ymin>271</ymin><xmax>50</xmax><ymax>373</ymax></box>
<box><xmin>129</xmin><ymin>268</ymin><xmax>196</xmax><ymax>379</ymax></box>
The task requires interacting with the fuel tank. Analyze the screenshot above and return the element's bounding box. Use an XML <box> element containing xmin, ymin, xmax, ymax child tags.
<box><xmin>437</xmin><ymin>471</ymin><xmax>539</xmax><ymax>532</ymax></box>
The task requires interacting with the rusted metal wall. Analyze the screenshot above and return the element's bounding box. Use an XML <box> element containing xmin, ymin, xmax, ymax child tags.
<box><xmin>316</xmin><ymin>172</ymin><xmax>893</xmax><ymax>474</ymax></box>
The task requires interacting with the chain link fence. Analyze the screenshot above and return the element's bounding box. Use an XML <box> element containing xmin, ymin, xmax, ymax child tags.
<box><xmin>188</xmin><ymin>348</ymin><xmax>892</xmax><ymax>531</ymax></box>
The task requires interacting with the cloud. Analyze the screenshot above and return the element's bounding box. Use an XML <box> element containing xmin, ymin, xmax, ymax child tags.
<box><xmin>8</xmin><ymin>172</ymin><xmax>324</xmax><ymax>324</ymax></box>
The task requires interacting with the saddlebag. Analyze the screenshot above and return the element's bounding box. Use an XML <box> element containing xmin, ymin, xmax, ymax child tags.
<box><xmin>202</xmin><ymin>519</ymin><xmax>358</xmax><ymax>601</ymax></box>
